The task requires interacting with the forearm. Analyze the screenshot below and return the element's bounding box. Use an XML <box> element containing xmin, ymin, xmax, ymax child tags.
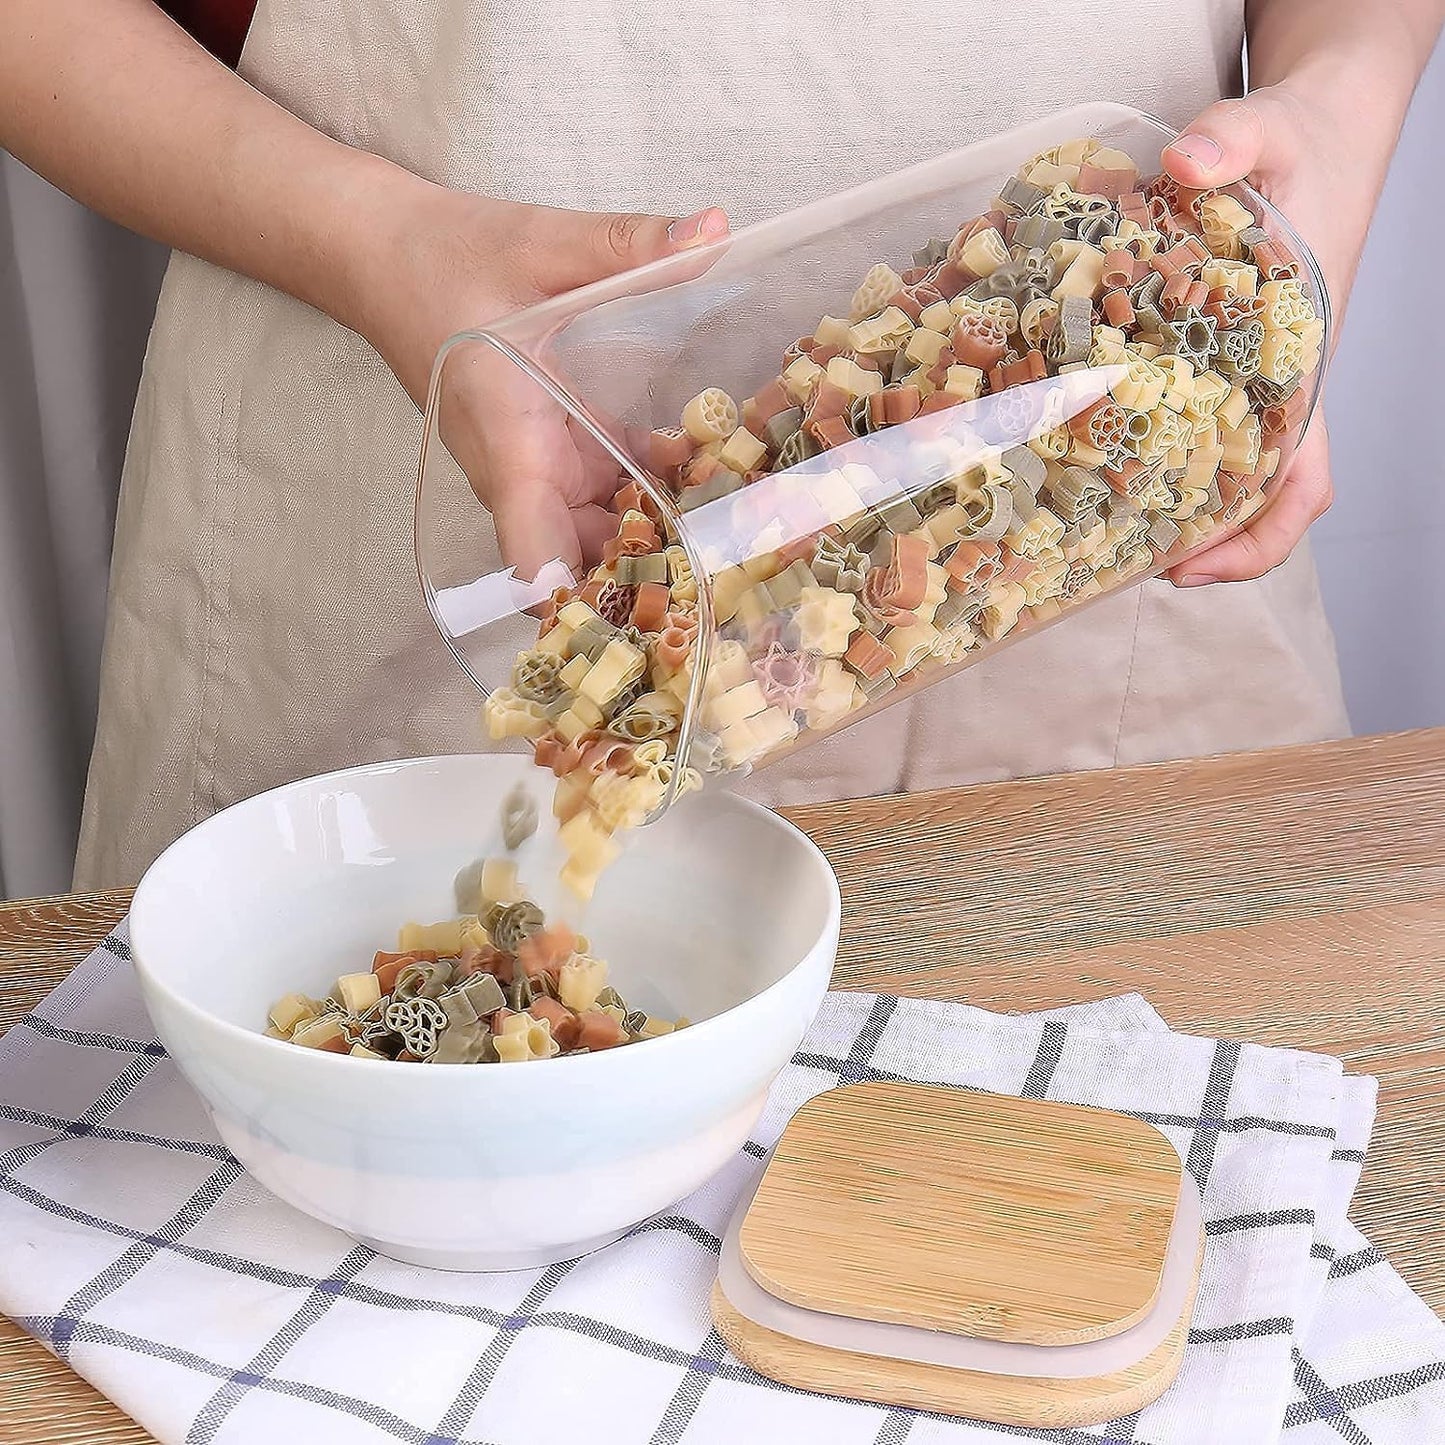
<box><xmin>1247</xmin><ymin>0</ymin><xmax>1442</xmax><ymax>175</ymax></box>
<box><xmin>0</xmin><ymin>0</ymin><xmax>420</xmax><ymax>333</ymax></box>
<box><xmin>1240</xmin><ymin>0</ymin><xmax>1443</xmax><ymax>317</ymax></box>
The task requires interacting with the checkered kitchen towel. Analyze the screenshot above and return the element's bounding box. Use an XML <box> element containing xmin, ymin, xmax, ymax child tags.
<box><xmin>1</xmin><ymin>926</ymin><xmax>1441</xmax><ymax>1445</ymax></box>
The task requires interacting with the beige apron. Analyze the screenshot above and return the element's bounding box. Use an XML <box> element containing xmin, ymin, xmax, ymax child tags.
<box><xmin>74</xmin><ymin>0</ymin><xmax>1350</xmax><ymax>889</ymax></box>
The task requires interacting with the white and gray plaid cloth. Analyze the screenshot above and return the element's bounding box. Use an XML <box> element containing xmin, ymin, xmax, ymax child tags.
<box><xmin>1</xmin><ymin>924</ymin><xmax>1441</xmax><ymax>1445</ymax></box>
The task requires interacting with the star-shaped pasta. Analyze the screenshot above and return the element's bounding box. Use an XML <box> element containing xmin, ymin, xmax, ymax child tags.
<box><xmin>796</xmin><ymin>585</ymin><xmax>860</xmax><ymax>657</ymax></box>
<box><xmin>1160</xmin><ymin>306</ymin><xmax>1219</xmax><ymax>371</ymax></box>
<box><xmin>494</xmin><ymin>1013</ymin><xmax>561</xmax><ymax>1063</ymax></box>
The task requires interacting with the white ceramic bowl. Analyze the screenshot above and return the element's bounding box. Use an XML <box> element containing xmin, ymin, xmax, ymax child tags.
<box><xmin>130</xmin><ymin>754</ymin><xmax>839</xmax><ymax>1271</ymax></box>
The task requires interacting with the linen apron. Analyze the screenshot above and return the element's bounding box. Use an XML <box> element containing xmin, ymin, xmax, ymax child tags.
<box><xmin>74</xmin><ymin>0</ymin><xmax>1351</xmax><ymax>890</ymax></box>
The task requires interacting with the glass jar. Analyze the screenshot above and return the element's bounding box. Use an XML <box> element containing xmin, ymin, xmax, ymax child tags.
<box><xmin>415</xmin><ymin>101</ymin><xmax>1328</xmax><ymax>884</ymax></box>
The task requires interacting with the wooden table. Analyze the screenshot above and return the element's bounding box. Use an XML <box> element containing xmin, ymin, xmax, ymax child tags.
<box><xmin>2</xmin><ymin>729</ymin><xmax>1443</xmax><ymax>1444</ymax></box>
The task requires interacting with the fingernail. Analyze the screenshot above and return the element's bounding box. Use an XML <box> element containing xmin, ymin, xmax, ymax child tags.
<box><xmin>667</xmin><ymin>211</ymin><xmax>704</xmax><ymax>246</ymax></box>
<box><xmin>1168</xmin><ymin>134</ymin><xmax>1222</xmax><ymax>171</ymax></box>
<box><xmin>668</xmin><ymin>208</ymin><xmax>725</xmax><ymax>250</ymax></box>
<box><xmin>1178</xmin><ymin>573</ymin><xmax>1218</xmax><ymax>587</ymax></box>
<box><xmin>667</xmin><ymin>211</ymin><xmax>709</xmax><ymax>249</ymax></box>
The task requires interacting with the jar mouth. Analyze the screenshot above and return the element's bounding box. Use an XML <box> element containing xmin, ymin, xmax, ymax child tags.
<box><xmin>416</xmin><ymin>327</ymin><xmax>717</xmax><ymax>823</ymax></box>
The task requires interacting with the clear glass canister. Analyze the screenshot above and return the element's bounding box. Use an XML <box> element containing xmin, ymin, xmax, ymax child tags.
<box><xmin>416</xmin><ymin>101</ymin><xmax>1329</xmax><ymax>891</ymax></box>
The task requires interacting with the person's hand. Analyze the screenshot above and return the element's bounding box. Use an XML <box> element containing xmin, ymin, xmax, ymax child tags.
<box><xmin>350</xmin><ymin>175</ymin><xmax>728</xmax><ymax>581</ymax></box>
<box><xmin>1159</xmin><ymin>84</ymin><xmax>1360</xmax><ymax>588</ymax></box>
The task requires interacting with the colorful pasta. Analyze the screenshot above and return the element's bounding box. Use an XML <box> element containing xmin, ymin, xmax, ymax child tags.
<box><xmin>454</xmin><ymin>135</ymin><xmax>1324</xmax><ymax>911</ymax></box>
<box><xmin>266</xmin><ymin>870</ymin><xmax>685</xmax><ymax>1063</ymax></box>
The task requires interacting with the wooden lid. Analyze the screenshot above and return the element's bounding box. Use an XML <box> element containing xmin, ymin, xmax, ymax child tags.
<box><xmin>738</xmin><ymin>1081</ymin><xmax>1182</xmax><ymax>1346</ymax></box>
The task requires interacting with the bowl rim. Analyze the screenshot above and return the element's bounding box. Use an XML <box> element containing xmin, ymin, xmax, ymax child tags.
<box><xmin>128</xmin><ymin>753</ymin><xmax>842</xmax><ymax>1075</ymax></box>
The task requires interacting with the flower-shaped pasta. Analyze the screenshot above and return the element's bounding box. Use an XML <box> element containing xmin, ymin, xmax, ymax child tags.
<box><xmin>680</xmin><ymin>387</ymin><xmax>739</xmax><ymax>444</ymax></box>
<box><xmin>511</xmin><ymin>649</ymin><xmax>565</xmax><ymax>707</ymax></box>
<box><xmin>951</xmin><ymin>310</ymin><xmax>1009</xmax><ymax>369</ymax></box>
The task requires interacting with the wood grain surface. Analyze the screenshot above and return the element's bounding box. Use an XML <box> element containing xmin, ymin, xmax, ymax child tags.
<box><xmin>739</xmin><ymin>1083</ymin><xmax>1181</xmax><ymax>1345</ymax></box>
<box><xmin>2</xmin><ymin>728</ymin><xmax>1443</xmax><ymax>1444</ymax></box>
<box><xmin>712</xmin><ymin>1226</ymin><xmax>1205</xmax><ymax>1427</ymax></box>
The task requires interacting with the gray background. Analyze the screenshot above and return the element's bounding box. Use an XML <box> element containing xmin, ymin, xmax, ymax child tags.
<box><xmin>1310</xmin><ymin>37</ymin><xmax>1445</xmax><ymax>737</ymax></box>
<box><xmin>0</xmin><ymin>40</ymin><xmax>1441</xmax><ymax>899</ymax></box>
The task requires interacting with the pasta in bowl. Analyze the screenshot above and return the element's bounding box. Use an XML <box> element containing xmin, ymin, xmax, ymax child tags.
<box><xmin>129</xmin><ymin>754</ymin><xmax>839</xmax><ymax>1271</ymax></box>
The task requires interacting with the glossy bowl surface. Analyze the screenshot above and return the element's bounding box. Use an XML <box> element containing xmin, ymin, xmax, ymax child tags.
<box><xmin>130</xmin><ymin>755</ymin><xmax>839</xmax><ymax>1270</ymax></box>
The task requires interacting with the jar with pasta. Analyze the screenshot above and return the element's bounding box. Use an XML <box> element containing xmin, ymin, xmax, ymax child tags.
<box><xmin>415</xmin><ymin>103</ymin><xmax>1328</xmax><ymax>900</ymax></box>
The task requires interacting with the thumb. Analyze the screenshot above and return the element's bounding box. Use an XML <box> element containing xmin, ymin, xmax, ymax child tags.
<box><xmin>533</xmin><ymin>205</ymin><xmax>729</xmax><ymax>294</ymax></box>
<box><xmin>1163</xmin><ymin>91</ymin><xmax>1299</xmax><ymax>189</ymax></box>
